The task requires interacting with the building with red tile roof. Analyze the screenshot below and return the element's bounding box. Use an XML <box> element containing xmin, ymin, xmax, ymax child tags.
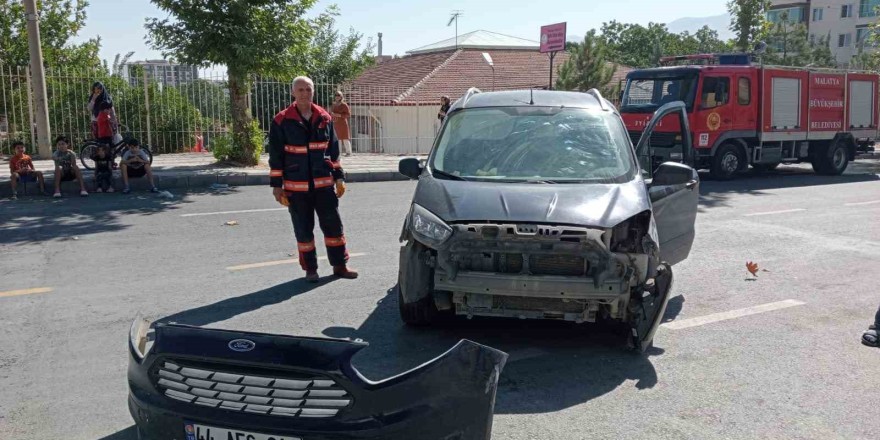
<box><xmin>343</xmin><ymin>30</ymin><xmax>630</xmax><ymax>154</ymax></box>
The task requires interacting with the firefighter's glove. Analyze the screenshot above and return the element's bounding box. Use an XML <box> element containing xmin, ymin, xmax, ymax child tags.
<box><xmin>335</xmin><ymin>179</ymin><xmax>346</xmax><ymax>199</ymax></box>
<box><xmin>273</xmin><ymin>187</ymin><xmax>289</xmax><ymax>206</ymax></box>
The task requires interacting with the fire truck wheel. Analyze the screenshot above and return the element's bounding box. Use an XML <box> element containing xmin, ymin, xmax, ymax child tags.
<box><xmin>816</xmin><ymin>141</ymin><xmax>849</xmax><ymax>176</ymax></box>
<box><xmin>710</xmin><ymin>143</ymin><xmax>744</xmax><ymax>180</ymax></box>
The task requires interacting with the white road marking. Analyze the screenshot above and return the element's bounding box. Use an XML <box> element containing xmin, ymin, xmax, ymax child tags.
<box><xmin>507</xmin><ymin>348</ymin><xmax>549</xmax><ymax>363</ymax></box>
<box><xmin>227</xmin><ymin>253</ymin><xmax>368</xmax><ymax>271</ymax></box>
<box><xmin>662</xmin><ymin>299</ymin><xmax>806</xmax><ymax>330</ymax></box>
<box><xmin>743</xmin><ymin>208</ymin><xmax>806</xmax><ymax>217</ymax></box>
<box><xmin>181</xmin><ymin>208</ymin><xmax>286</xmax><ymax>217</ymax></box>
<box><xmin>844</xmin><ymin>200</ymin><xmax>880</xmax><ymax>206</ymax></box>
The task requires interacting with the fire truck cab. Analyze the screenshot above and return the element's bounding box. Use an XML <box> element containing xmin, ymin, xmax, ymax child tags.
<box><xmin>620</xmin><ymin>54</ymin><xmax>879</xmax><ymax>179</ymax></box>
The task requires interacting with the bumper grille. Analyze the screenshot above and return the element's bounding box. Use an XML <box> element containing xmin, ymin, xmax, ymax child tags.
<box><xmin>155</xmin><ymin>361</ymin><xmax>349</xmax><ymax>418</ymax></box>
<box><xmin>456</xmin><ymin>252</ymin><xmax>586</xmax><ymax>276</ymax></box>
<box><xmin>628</xmin><ymin>130</ymin><xmax>677</xmax><ymax>147</ymax></box>
<box><xmin>529</xmin><ymin>254</ymin><xmax>587</xmax><ymax>276</ymax></box>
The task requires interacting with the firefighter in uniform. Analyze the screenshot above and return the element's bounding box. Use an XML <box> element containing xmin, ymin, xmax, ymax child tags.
<box><xmin>269</xmin><ymin>76</ymin><xmax>358</xmax><ymax>282</ymax></box>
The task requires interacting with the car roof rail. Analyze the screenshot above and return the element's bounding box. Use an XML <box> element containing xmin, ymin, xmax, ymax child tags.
<box><xmin>460</xmin><ymin>87</ymin><xmax>482</xmax><ymax>108</ymax></box>
<box><xmin>586</xmin><ymin>88</ymin><xmax>608</xmax><ymax>111</ymax></box>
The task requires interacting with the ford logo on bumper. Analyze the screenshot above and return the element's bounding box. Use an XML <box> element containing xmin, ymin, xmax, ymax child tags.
<box><xmin>228</xmin><ymin>339</ymin><xmax>256</xmax><ymax>352</ymax></box>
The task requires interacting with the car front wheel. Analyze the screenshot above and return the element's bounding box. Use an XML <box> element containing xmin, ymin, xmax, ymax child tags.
<box><xmin>398</xmin><ymin>240</ymin><xmax>442</xmax><ymax>326</ymax></box>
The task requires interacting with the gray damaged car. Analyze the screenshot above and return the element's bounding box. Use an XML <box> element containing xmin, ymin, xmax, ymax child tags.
<box><xmin>397</xmin><ymin>88</ymin><xmax>698</xmax><ymax>351</ymax></box>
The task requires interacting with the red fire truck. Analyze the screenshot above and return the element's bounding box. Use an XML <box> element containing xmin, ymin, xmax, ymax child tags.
<box><xmin>619</xmin><ymin>54</ymin><xmax>879</xmax><ymax>179</ymax></box>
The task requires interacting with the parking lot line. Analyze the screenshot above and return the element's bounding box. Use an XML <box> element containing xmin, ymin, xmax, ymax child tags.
<box><xmin>743</xmin><ymin>208</ymin><xmax>807</xmax><ymax>217</ymax></box>
<box><xmin>844</xmin><ymin>200</ymin><xmax>880</xmax><ymax>206</ymax></box>
<box><xmin>227</xmin><ymin>253</ymin><xmax>368</xmax><ymax>271</ymax></box>
<box><xmin>0</xmin><ymin>287</ymin><xmax>53</xmax><ymax>298</ymax></box>
<box><xmin>181</xmin><ymin>208</ymin><xmax>286</xmax><ymax>217</ymax></box>
<box><xmin>662</xmin><ymin>299</ymin><xmax>806</xmax><ymax>330</ymax></box>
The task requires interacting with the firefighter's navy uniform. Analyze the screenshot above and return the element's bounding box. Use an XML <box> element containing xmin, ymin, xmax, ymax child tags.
<box><xmin>269</xmin><ymin>102</ymin><xmax>349</xmax><ymax>273</ymax></box>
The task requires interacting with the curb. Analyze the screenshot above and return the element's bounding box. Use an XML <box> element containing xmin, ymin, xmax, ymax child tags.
<box><xmin>0</xmin><ymin>170</ymin><xmax>411</xmax><ymax>197</ymax></box>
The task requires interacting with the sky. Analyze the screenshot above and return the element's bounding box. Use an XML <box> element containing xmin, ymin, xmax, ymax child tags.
<box><xmin>73</xmin><ymin>0</ymin><xmax>732</xmax><ymax>67</ymax></box>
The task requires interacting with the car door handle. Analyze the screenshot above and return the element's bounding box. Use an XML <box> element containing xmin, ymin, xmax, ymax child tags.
<box><xmin>723</xmin><ymin>118</ymin><xmax>732</xmax><ymax>123</ymax></box>
<box><xmin>686</xmin><ymin>180</ymin><xmax>698</xmax><ymax>190</ymax></box>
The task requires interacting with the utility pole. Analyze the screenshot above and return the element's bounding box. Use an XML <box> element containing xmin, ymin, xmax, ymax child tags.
<box><xmin>23</xmin><ymin>0</ymin><xmax>52</xmax><ymax>157</ymax></box>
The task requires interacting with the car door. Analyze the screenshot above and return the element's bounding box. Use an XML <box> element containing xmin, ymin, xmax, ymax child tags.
<box><xmin>635</xmin><ymin>102</ymin><xmax>699</xmax><ymax>266</ymax></box>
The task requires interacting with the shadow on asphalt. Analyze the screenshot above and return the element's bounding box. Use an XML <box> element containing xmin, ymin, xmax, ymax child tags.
<box><xmin>0</xmin><ymin>187</ymin><xmax>247</xmax><ymax>246</ymax></box>
<box><xmin>157</xmin><ymin>278</ymin><xmax>334</xmax><ymax>327</ymax></box>
<box><xmin>96</xmin><ymin>425</ymin><xmax>138</xmax><ymax>440</ymax></box>
<box><xmin>321</xmin><ymin>287</ymin><xmax>686</xmax><ymax>415</ymax></box>
<box><xmin>697</xmin><ymin>168</ymin><xmax>880</xmax><ymax>212</ymax></box>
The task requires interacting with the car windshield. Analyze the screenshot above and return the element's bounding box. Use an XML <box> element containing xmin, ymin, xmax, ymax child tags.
<box><xmin>430</xmin><ymin>106</ymin><xmax>635</xmax><ymax>183</ymax></box>
<box><xmin>621</xmin><ymin>75</ymin><xmax>697</xmax><ymax>112</ymax></box>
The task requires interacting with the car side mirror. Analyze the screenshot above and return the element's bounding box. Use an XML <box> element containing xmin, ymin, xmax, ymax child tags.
<box><xmin>648</xmin><ymin>162</ymin><xmax>699</xmax><ymax>202</ymax></box>
<box><xmin>399</xmin><ymin>157</ymin><xmax>422</xmax><ymax>179</ymax></box>
<box><xmin>652</xmin><ymin>161</ymin><xmax>697</xmax><ymax>187</ymax></box>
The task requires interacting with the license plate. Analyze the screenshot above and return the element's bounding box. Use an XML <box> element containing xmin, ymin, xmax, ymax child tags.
<box><xmin>185</xmin><ymin>422</ymin><xmax>302</xmax><ymax>440</ymax></box>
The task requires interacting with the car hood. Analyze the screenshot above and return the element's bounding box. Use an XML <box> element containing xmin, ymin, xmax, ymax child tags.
<box><xmin>412</xmin><ymin>175</ymin><xmax>651</xmax><ymax>228</ymax></box>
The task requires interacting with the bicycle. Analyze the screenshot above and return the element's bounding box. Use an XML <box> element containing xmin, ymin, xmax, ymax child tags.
<box><xmin>79</xmin><ymin>125</ymin><xmax>153</xmax><ymax>170</ymax></box>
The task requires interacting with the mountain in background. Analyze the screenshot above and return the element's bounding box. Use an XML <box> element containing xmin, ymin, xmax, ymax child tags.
<box><xmin>667</xmin><ymin>13</ymin><xmax>734</xmax><ymax>41</ymax></box>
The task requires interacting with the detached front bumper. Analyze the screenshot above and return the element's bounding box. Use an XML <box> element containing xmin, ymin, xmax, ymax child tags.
<box><xmin>128</xmin><ymin>323</ymin><xmax>507</xmax><ymax>440</ymax></box>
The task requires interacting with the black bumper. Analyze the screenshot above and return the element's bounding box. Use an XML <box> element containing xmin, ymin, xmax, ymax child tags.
<box><xmin>128</xmin><ymin>323</ymin><xmax>508</xmax><ymax>440</ymax></box>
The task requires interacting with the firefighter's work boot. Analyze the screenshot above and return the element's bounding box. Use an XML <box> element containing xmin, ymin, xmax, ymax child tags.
<box><xmin>333</xmin><ymin>265</ymin><xmax>359</xmax><ymax>279</ymax></box>
<box><xmin>305</xmin><ymin>270</ymin><xmax>320</xmax><ymax>283</ymax></box>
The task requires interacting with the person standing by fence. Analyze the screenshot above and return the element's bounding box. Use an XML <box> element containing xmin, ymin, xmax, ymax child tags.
<box><xmin>331</xmin><ymin>91</ymin><xmax>352</xmax><ymax>156</ymax></box>
<box><xmin>87</xmin><ymin>81</ymin><xmax>117</xmax><ymax>140</ymax></box>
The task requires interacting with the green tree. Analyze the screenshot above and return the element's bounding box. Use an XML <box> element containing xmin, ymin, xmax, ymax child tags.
<box><xmin>764</xmin><ymin>12</ymin><xmax>811</xmax><ymax>66</ymax></box>
<box><xmin>146</xmin><ymin>0</ymin><xmax>319</xmax><ymax>166</ymax></box>
<box><xmin>600</xmin><ymin>21</ymin><xmax>670</xmax><ymax>67</ymax></box>
<box><xmin>0</xmin><ymin>0</ymin><xmax>101</xmax><ymax>68</ymax></box>
<box><xmin>0</xmin><ymin>0</ymin><xmax>104</xmax><ymax>154</ymax></box>
<box><xmin>809</xmin><ymin>34</ymin><xmax>836</xmax><ymax>68</ymax></box>
<box><xmin>694</xmin><ymin>26</ymin><xmax>732</xmax><ymax>53</ymax></box>
<box><xmin>555</xmin><ymin>31</ymin><xmax>617</xmax><ymax>95</ymax></box>
<box><xmin>305</xmin><ymin>7</ymin><xmax>375</xmax><ymax>90</ymax></box>
<box><xmin>251</xmin><ymin>7</ymin><xmax>375</xmax><ymax>134</ymax></box>
<box><xmin>727</xmin><ymin>0</ymin><xmax>770</xmax><ymax>51</ymax></box>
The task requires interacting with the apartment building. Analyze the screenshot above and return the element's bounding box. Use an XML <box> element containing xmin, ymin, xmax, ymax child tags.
<box><xmin>768</xmin><ymin>0</ymin><xmax>880</xmax><ymax>66</ymax></box>
<box><xmin>125</xmin><ymin>60</ymin><xmax>200</xmax><ymax>87</ymax></box>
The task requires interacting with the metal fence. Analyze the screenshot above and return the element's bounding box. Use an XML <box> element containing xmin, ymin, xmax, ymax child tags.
<box><xmin>1</xmin><ymin>64</ymin><xmax>623</xmax><ymax>157</ymax></box>
<box><xmin>0</xmin><ymin>65</ymin><xmax>457</xmax><ymax>157</ymax></box>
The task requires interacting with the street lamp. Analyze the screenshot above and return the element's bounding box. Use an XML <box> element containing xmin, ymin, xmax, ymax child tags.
<box><xmin>482</xmin><ymin>52</ymin><xmax>495</xmax><ymax>91</ymax></box>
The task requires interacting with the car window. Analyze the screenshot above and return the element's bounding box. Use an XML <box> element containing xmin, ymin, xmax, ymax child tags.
<box><xmin>431</xmin><ymin>107</ymin><xmax>635</xmax><ymax>183</ymax></box>
<box><xmin>700</xmin><ymin>76</ymin><xmax>730</xmax><ymax>109</ymax></box>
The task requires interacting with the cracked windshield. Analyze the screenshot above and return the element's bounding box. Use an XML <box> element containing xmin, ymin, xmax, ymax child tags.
<box><xmin>432</xmin><ymin>107</ymin><xmax>633</xmax><ymax>182</ymax></box>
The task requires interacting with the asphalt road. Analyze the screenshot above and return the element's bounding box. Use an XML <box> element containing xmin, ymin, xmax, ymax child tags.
<box><xmin>1</xmin><ymin>163</ymin><xmax>879</xmax><ymax>440</ymax></box>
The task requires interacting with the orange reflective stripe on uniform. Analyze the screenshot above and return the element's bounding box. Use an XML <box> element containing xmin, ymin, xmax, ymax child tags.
<box><xmin>314</xmin><ymin>176</ymin><xmax>334</xmax><ymax>188</ymax></box>
<box><xmin>285</xmin><ymin>145</ymin><xmax>308</xmax><ymax>154</ymax></box>
<box><xmin>283</xmin><ymin>180</ymin><xmax>310</xmax><ymax>192</ymax></box>
<box><xmin>324</xmin><ymin>236</ymin><xmax>346</xmax><ymax>247</ymax></box>
<box><xmin>309</xmin><ymin>142</ymin><xmax>328</xmax><ymax>151</ymax></box>
<box><xmin>297</xmin><ymin>241</ymin><xmax>316</xmax><ymax>252</ymax></box>
<box><xmin>270</xmin><ymin>169</ymin><xmax>283</xmax><ymax>177</ymax></box>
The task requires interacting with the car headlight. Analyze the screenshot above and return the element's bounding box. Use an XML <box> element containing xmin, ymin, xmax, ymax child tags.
<box><xmin>129</xmin><ymin>315</ymin><xmax>155</xmax><ymax>361</ymax></box>
<box><xmin>410</xmin><ymin>203</ymin><xmax>452</xmax><ymax>246</ymax></box>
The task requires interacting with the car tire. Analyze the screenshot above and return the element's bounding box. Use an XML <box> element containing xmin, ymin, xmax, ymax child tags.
<box><xmin>816</xmin><ymin>140</ymin><xmax>849</xmax><ymax>176</ymax></box>
<box><xmin>710</xmin><ymin>143</ymin><xmax>744</xmax><ymax>180</ymax></box>
<box><xmin>397</xmin><ymin>240</ymin><xmax>442</xmax><ymax>326</ymax></box>
<box><xmin>398</xmin><ymin>286</ymin><xmax>441</xmax><ymax>326</ymax></box>
<box><xmin>752</xmin><ymin>163</ymin><xmax>779</xmax><ymax>172</ymax></box>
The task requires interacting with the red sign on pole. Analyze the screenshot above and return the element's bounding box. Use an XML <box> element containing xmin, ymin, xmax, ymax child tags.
<box><xmin>540</xmin><ymin>22</ymin><xmax>567</xmax><ymax>53</ymax></box>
